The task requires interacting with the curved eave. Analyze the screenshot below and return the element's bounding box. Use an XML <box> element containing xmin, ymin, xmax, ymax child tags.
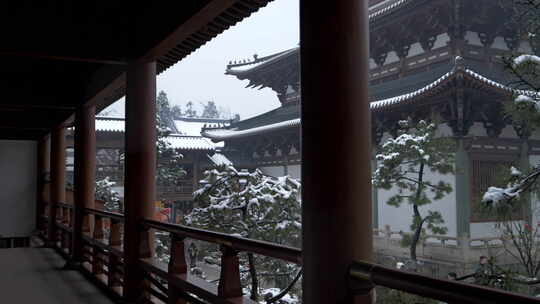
<box><xmin>204</xmin><ymin>64</ymin><xmax>539</xmax><ymax>141</ymax></box>
<box><xmin>223</xmin><ymin>0</ymin><xmax>427</xmax><ymax>76</ymax></box>
<box><xmin>368</xmin><ymin>0</ymin><xmax>423</xmax><ymax>22</ymax></box>
<box><xmin>156</xmin><ymin>0</ymin><xmax>275</xmax><ymax>75</ymax></box>
<box><xmin>225</xmin><ymin>47</ymin><xmax>299</xmax><ymax>77</ymax></box>
<box><xmin>202</xmin><ymin>118</ymin><xmax>300</xmax><ymax>141</ymax></box>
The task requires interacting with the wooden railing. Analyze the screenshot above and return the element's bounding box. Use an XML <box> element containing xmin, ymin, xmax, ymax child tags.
<box><xmin>349</xmin><ymin>261</ymin><xmax>540</xmax><ymax>304</ymax></box>
<box><xmin>80</xmin><ymin>207</ymin><xmax>125</xmax><ymax>297</ymax></box>
<box><xmin>40</xmin><ymin>202</ymin><xmax>540</xmax><ymax>303</ymax></box>
<box><xmin>140</xmin><ymin>219</ymin><xmax>302</xmax><ymax>303</ymax></box>
<box><xmin>39</xmin><ymin>201</ymin><xmax>302</xmax><ymax>303</ymax></box>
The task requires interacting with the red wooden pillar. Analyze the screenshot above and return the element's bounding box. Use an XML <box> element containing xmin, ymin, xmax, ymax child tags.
<box><xmin>37</xmin><ymin>136</ymin><xmax>50</xmax><ymax>232</ymax></box>
<box><xmin>123</xmin><ymin>60</ymin><xmax>157</xmax><ymax>301</ymax></box>
<box><xmin>72</xmin><ymin>105</ymin><xmax>96</xmax><ymax>263</ymax></box>
<box><xmin>48</xmin><ymin>127</ymin><xmax>66</xmax><ymax>245</ymax></box>
<box><xmin>300</xmin><ymin>1</ymin><xmax>373</xmax><ymax>303</ymax></box>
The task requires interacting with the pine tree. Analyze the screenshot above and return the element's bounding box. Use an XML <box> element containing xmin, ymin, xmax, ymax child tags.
<box><xmin>95</xmin><ymin>177</ymin><xmax>121</xmax><ymax>212</ymax></box>
<box><xmin>372</xmin><ymin>120</ymin><xmax>454</xmax><ymax>263</ymax></box>
<box><xmin>481</xmin><ymin>0</ymin><xmax>540</xmax><ymax>220</ymax></box>
<box><xmin>201</xmin><ymin>101</ymin><xmax>220</xmax><ymax>118</ymax></box>
<box><xmin>185</xmin><ymin>165</ymin><xmax>301</xmax><ymax>302</ymax></box>
<box><xmin>156</xmin><ymin>91</ymin><xmax>185</xmax><ymax>186</ymax></box>
<box><xmin>184</xmin><ymin>101</ymin><xmax>198</xmax><ymax>118</ymax></box>
<box><xmin>171</xmin><ymin>104</ymin><xmax>183</xmax><ymax>119</ymax></box>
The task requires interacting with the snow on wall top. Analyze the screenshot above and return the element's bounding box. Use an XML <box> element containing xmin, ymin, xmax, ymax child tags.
<box><xmin>208</xmin><ymin>153</ymin><xmax>233</xmax><ymax>167</ymax></box>
<box><xmin>95</xmin><ymin>116</ymin><xmax>125</xmax><ymax>132</ymax></box>
<box><xmin>174</xmin><ymin>120</ymin><xmax>207</xmax><ymax>136</ymax></box>
<box><xmin>165</xmin><ymin>135</ymin><xmax>222</xmax><ymax>151</ymax></box>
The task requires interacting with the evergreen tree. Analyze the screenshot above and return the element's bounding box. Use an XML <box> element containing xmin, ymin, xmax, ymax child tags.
<box><xmin>171</xmin><ymin>104</ymin><xmax>183</xmax><ymax>119</ymax></box>
<box><xmin>373</xmin><ymin>120</ymin><xmax>454</xmax><ymax>263</ymax></box>
<box><xmin>157</xmin><ymin>91</ymin><xmax>175</xmax><ymax>131</ymax></box>
<box><xmin>201</xmin><ymin>101</ymin><xmax>220</xmax><ymax>118</ymax></box>
<box><xmin>184</xmin><ymin>101</ymin><xmax>198</xmax><ymax>118</ymax></box>
<box><xmin>481</xmin><ymin>0</ymin><xmax>540</xmax><ymax>219</ymax></box>
<box><xmin>186</xmin><ymin>165</ymin><xmax>301</xmax><ymax>302</ymax></box>
<box><xmin>95</xmin><ymin>177</ymin><xmax>121</xmax><ymax>212</ymax></box>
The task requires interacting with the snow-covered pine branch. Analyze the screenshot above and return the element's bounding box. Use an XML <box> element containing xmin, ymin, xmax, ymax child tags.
<box><xmin>373</xmin><ymin>119</ymin><xmax>454</xmax><ymax>262</ymax></box>
<box><xmin>186</xmin><ymin>165</ymin><xmax>302</xmax><ymax>301</ymax></box>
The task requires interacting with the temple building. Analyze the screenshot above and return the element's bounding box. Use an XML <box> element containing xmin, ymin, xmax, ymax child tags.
<box><xmin>202</xmin><ymin>0</ymin><xmax>539</xmax><ymax>243</ymax></box>
<box><xmin>66</xmin><ymin>116</ymin><xmax>231</xmax><ymax>218</ymax></box>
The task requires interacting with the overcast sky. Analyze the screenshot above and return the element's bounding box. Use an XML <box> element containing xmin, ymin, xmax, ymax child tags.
<box><xmin>103</xmin><ymin>0</ymin><xmax>299</xmax><ymax>120</ymax></box>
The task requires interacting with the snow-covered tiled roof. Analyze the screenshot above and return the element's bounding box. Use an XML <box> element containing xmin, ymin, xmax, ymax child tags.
<box><xmin>202</xmin><ymin>118</ymin><xmax>300</xmax><ymax>141</ymax></box>
<box><xmin>225</xmin><ymin>1</ymin><xmax>415</xmax><ymax>75</ymax></box>
<box><xmin>208</xmin><ymin>153</ymin><xmax>233</xmax><ymax>167</ymax></box>
<box><xmin>95</xmin><ymin>116</ymin><xmax>125</xmax><ymax>132</ymax></box>
<box><xmin>204</xmin><ymin>58</ymin><xmax>539</xmax><ymax>141</ymax></box>
<box><xmin>369</xmin><ymin>0</ymin><xmax>414</xmax><ymax>21</ymax></box>
<box><xmin>174</xmin><ymin>118</ymin><xmax>230</xmax><ymax>136</ymax></box>
<box><xmin>226</xmin><ymin>48</ymin><xmax>298</xmax><ymax>75</ymax></box>
<box><xmin>165</xmin><ymin>135</ymin><xmax>222</xmax><ymax>151</ymax></box>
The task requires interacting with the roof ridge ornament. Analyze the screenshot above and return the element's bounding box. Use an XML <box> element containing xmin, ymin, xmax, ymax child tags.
<box><xmin>453</xmin><ymin>56</ymin><xmax>465</xmax><ymax>72</ymax></box>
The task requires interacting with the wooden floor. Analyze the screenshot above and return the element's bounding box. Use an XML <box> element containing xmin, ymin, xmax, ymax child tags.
<box><xmin>0</xmin><ymin>247</ymin><xmax>114</xmax><ymax>304</ymax></box>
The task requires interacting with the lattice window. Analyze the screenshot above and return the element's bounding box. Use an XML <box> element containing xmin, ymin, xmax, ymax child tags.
<box><xmin>470</xmin><ymin>157</ymin><xmax>522</xmax><ymax>222</ymax></box>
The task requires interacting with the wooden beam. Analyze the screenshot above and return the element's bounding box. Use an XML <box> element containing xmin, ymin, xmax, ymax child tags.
<box><xmin>140</xmin><ymin>0</ymin><xmax>239</xmax><ymax>62</ymax></box>
<box><xmin>0</xmin><ymin>51</ymin><xmax>127</xmax><ymax>65</ymax></box>
<box><xmin>0</xmin><ymin>104</ymin><xmax>76</xmax><ymax>111</ymax></box>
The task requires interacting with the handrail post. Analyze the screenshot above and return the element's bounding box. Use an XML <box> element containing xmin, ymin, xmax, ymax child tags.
<box><xmin>168</xmin><ymin>234</ymin><xmax>188</xmax><ymax>304</ymax></box>
<box><xmin>92</xmin><ymin>214</ymin><xmax>105</xmax><ymax>275</ymax></box>
<box><xmin>124</xmin><ymin>60</ymin><xmax>157</xmax><ymax>302</ymax></box>
<box><xmin>109</xmin><ymin>219</ymin><xmax>122</xmax><ymax>246</ymax></box>
<box><xmin>108</xmin><ymin>218</ymin><xmax>123</xmax><ymax>290</ymax></box>
<box><xmin>218</xmin><ymin>246</ymin><xmax>242</xmax><ymax>298</ymax></box>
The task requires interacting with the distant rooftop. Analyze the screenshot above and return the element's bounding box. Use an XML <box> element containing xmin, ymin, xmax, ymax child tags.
<box><xmin>93</xmin><ymin>116</ymin><xmax>225</xmax><ymax>150</ymax></box>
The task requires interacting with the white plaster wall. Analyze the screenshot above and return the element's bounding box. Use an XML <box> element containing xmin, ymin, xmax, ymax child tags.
<box><xmin>433</xmin><ymin>33</ymin><xmax>450</xmax><ymax>49</ymax></box>
<box><xmin>386</xmin><ymin>51</ymin><xmax>399</xmax><ymax>64</ymax></box>
<box><xmin>469</xmin><ymin>122</ymin><xmax>488</xmax><ymax>137</ymax></box>
<box><xmin>470</xmin><ymin>222</ymin><xmax>500</xmax><ymax>238</ymax></box>
<box><xmin>407</xmin><ymin>43</ymin><xmax>424</xmax><ymax>58</ymax></box>
<box><xmin>499</xmin><ymin>125</ymin><xmax>518</xmax><ymax>138</ymax></box>
<box><xmin>467</xmin><ymin>123</ymin><xmax>518</xmax><ymax>138</ymax></box>
<box><xmin>260</xmin><ymin>166</ymin><xmax>285</xmax><ymax>178</ymax></box>
<box><xmin>0</xmin><ymin>140</ymin><xmax>37</xmax><ymax>237</ymax></box>
<box><xmin>465</xmin><ymin>31</ymin><xmax>482</xmax><ymax>46</ymax></box>
<box><xmin>531</xmin><ymin>155</ymin><xmax>540</xmax><ymax>227</ymax></box>
<box><xmin>286</xmin><ymin>165</ymin><xmax>301</xmax><ymax>180</ymax></box>
<box><xmin>369</xmin><ymin>58</ymin><xmax>377</xmax><ymax>69</ymax></box>
<box><xmin>519</xmin><ymin>41</ymin><xmax>533</xmax><ymax>54</ymax></box>
<box><xmin>493</xmin><ymin>36</ymin><xmax>509</xmax><ymax>51</ymax></box>
<box><xmin>377</xmin><ymin>164</ymin><xmax>457</xmax><ymax>236</ymax></box>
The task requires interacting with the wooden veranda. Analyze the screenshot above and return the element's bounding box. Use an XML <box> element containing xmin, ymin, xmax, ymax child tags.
<box><xmin>0</xmin><ymin>1</ymin><xmax>537</xmax><ymax>303</ymax></box>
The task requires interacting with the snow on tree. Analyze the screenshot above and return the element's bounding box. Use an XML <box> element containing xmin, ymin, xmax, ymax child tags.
<box><xmin>201</xmin><ymin>101</ymin><xmax>220</xmax><ymax>119</ymax></box>
<box><xmin>155</xmin><ymin>91</ymin><xmax>186</xmax><ymax>263</ymax></box>
<box><xmin>156</xmin><ymin>91</ymin><xmax>185</xmax><ymax>186</ymax></box>
<box><xmin>184</xmin><ymin>101</ymin><xmax>198</xmax><ymax>118</ymax></box>
<box><xmin>95</xmin><ymin>177</ymin><xmax>121</xmax><ymax>212</ymax></box>
<box><xmin>481</xmin><ymin>166</ymin><xmax>540</xmax><ymax>281</ymax></box>
<box><xmin>185</xmin><ymin>165</ymin><xmax>301</xmax><ymax>302</ymax></box>
<box><xmin>171</xmin><ymin>104</ymin><xmax>183</xmax><ymax>119</ymax></box>
<box><xmin>477</xmin><ymin>1</ymin><xmax>540</xmax><ymax>289</ymax></box>
<box><xmin>372</xmin><ymin>120</ymin><xmax>454</xmax><ymax>262</ymax></box>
